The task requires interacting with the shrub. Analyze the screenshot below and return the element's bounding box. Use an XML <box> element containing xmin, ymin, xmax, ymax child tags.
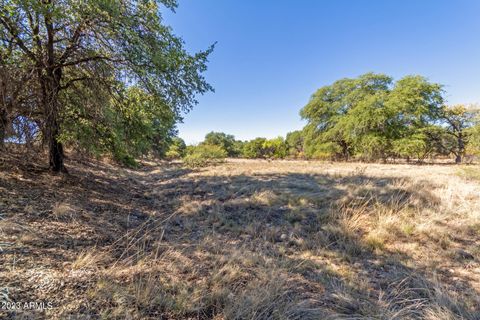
<box><xmin>393</xmin><ymin>135</ymin><xmax>428</xmax><ymax>161</ymax></box>
<box><xmin>183</xmin><ymin>144</ymin><xmax>227</xmax><ymax>168</ymax></box>
<box><xmin>263</xmin><ymin>137</ymin><xmax>287</xmax><ymax>159</ymax></box>
<box><xmin>111</xmin><ymin>146</ymin><xmax>139</xmax><ymax>167</ymax></box>
<box><xmin>242</xmin><ymin>137</ymin><xmax>287</xmax><ymax>159</ymax></box>
<box><xmin>286</xmin><ymin>130</ymin><xmax>305</xmax><ymax>158</ymax></box>
<box><xmin>304</xmin><ymin>140</ymin><xmax>341</xmax><ymax>160</ymax></box>
<box><xmin>466</xmin><ymin>124</ymin><xmax>480</xmax><ymax>157</ymax></box>
<box><xmin>242</xmin><ymin>138</ymin><xmax>267</xmax><ymax>158</ymax></box>
<box><xmin>202</xmin><ymin>131</ymin><xmax>238</xmax><ymax>157</ymax></box>
<box><xmin>165</xmin><ymin>137</ymin><xmax>186</xmax><ymax>160</ymax></box>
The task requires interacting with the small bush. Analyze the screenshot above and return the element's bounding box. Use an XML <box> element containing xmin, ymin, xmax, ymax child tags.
<box><xmin>165</xmin><ymin>137</ymin><xmax>186</xmax><ymax>160</ymax></box>
<box><xmin>242</xmin><ymin>137</ymin><xmax>287</xmax><ymax>159</ymax></box>
<box><xmin>183</xmin><ymin>144</ymin><xmax>227</xmax><ymax>168</ymax></box>
<box><xmin>113</xmin><ymin>150</ymin><xmax>138</xmax><ymax>167</ymax></box>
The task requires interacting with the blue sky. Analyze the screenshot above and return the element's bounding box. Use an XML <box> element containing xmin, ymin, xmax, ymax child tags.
<box><xmin>163</xmin><ymin>0</ymin><xmax>480</xmax><ymax>144</ymax></box>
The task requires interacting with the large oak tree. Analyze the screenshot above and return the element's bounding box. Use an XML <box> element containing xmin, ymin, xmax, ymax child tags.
<box><xmin>0</xmin><ymin>0</ymin><xmax>213</xmax><ymax>171</ymax></box>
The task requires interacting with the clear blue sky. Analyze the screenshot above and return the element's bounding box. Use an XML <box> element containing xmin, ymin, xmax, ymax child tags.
<box><xmin>163</xmin><ymin>0</ymin><xmax>480</xmax><ymax>144</ymax></box>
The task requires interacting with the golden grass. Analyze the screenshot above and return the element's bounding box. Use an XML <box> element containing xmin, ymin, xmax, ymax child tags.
<box><xmin>1</xmin><ymin>158</ymin><xmax>479</xmax><ymax>319</ymax></box>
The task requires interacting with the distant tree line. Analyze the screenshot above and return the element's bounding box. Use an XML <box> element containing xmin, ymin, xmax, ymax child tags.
<box><xmin>174</xmin><ymin>73</ymin><xmax>480</xmax><ymax>164</ymax></box>
<box><xmin>2</xmin><ymin>1</ymin><xmax>478</xmax><ymax>172</ymax></box>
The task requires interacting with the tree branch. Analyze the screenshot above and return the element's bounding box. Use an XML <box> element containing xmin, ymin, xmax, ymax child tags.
<box><xmin>0</xmin><ymin>13</ymin><xmax>38</xmax><ymax>63</ymax></box>
<box><xmin>59</xmin><ymin>76</ymin><xmax>90</xmax><ymax>90</ymax></box>
<box><xmin>59</xmin><ymin>55</ymin><xmax>123</xmax><ymax>68</ymax></box>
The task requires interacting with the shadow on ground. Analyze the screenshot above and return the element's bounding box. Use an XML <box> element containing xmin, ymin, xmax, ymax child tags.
<box><xmin>1</xmin><ymin>156</ymin><xmax>479</xmax><ymax>319</ymax></box>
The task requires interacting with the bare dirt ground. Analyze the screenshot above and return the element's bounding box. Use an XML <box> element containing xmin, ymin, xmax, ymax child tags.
<box><xmin>1</xmin><ymin>154</ymin><xmax>479</xmax><ymax>319</ymax></box>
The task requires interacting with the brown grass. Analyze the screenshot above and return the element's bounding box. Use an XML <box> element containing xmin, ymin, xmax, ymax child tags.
<box><xmin>1</xmin><ymin>154</ymin><xmax>479</xmax><ymax>319</ymax></box>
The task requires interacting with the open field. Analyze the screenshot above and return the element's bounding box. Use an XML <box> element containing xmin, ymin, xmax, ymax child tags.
<box><xmin>1</xmin><ymin>155</ymin><xmax>480</xmax><ymax>319</ymax></box>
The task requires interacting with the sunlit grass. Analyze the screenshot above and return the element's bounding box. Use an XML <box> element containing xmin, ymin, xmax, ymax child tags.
<box><xmin>2</xmin><ymin>158</ymin><xmax>479</xmax><ymax>318</ymax></box>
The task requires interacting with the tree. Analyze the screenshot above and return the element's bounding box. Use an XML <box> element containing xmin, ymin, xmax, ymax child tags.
<box><xmin>441</xmin><ymin>105</ymin><xmax>479</xmax><ymax>163</ymax></box>
<box><xmin>241</xmin><ymin>137</ymin><xmax>287</xmax><ymax>159</ymax></box>
<box><xmin>263</xmin><ymin>137</ymin><xmax>287</xmax><ymax>159</ymax></box>
<box><xmin>243</xmin><ymin>137</ymin><xmax>267</xmax><ymax>159</ymax></box>
<box><xmin>386</xmin><ymin>76</ymin><xmax>444</xmax><ymax>162</ymax></box>
<box><xmin>232</xmin><ymin>139</ymin><xmax>245</xmax><ymax>157</ymax></box>
<box><xmin>301</xmin><ymin>73</ymin><xmax>445</xmax><ymax>162</ymax></box>
<box><xmin>0</xmin><ymin>0</ymin><xmax>213</xmax><ymax>171</ymax></box>
<box><xmin>183</xmin><ymin>143</ymin><xmax>226</xmax><ymax>167</ymax></box>
<box><xmin>286</xmin><ymin>130</ymin><xmax>304</xmax><ymax>158</ymax></box>
<box><xmin>165</xmin><ymin>136</ymin><xmax>186</xmax><ymax>159</ymax></box>
<box><xmin>300</xmin><ymin>73</ymin><xmax>393</xmax><ymax>160</ymax></box>
<box><xmin>202</xmin><ymin>131</ymin><xmax>238</xmax><ymax>157</ymax></box>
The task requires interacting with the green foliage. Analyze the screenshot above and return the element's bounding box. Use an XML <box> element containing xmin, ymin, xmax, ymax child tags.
<box><xmin>466</xmin><ymin>124</ymin><xmax>480</xmax><ymax>156</ymax></box>
<box><xmin>165</xmin><ymin>137</ymin><xmax>186</xmax><ymax>160</ymax></box>
<box><xmin>441</xmin><ymin>105</ymin><xmax>480</xmax><ymax>162</ymax></box>
<box><xmin>354</xmin><ymin>134</ymin><xmax>389</xmax><ymax>161</ymax></box>
<box><xmin>202</xmin><ymin>132</ymin><xmax>238</xmax><ymax>157</ymax></box>
<box><xmin>301</xmin><ymin>73</ymin><xmax>392</xmax><ymax>160</ymax></box>
<box><xmin>301</xmin><ymin>73</ymin><xmax>446</xmax><ymax>161</ymax></box>
<box><xmin>286</xmin><ymin>130</ymin><xmax>304</xmax><ymax>158</ymax></box>
<box><xmin>112</xmin><ymin>151</ymin><xmax>139</xmax><ymax>168</ymax></box>
<box><xmin>262</xmin><ymin>137</ymin><xmax>288</xmax><ymax>159</ymax></box>
<box><xmin>242</xmin><ymin>137</ymin><xmax>287</xmax><ymax>159</ymax></box>
<box><xmin>183</xmin><ymin>144</ymin><xmax>227</xmax><ymax>168</ymax></box>
<box><xmin>0</xmin><ymin>0</ymin><xmax>213</xmax><ymax>168</ymax></box>
<box><xmin>392</xmin><ymin>134</ymin><xmax>428</xmax><ymax>161</ymax></box>
<box><xmin>243</xmin><ymin>138</ymin><xmax>267</xmax><ymax>159</ymax></box>
<box><xmin>232</xmin><ymin>140</ymin><xmax>246</xmax><ymax>157</ymax></box>
<box><xmin>60</xmin><ymin>86</ymin><xmax>177</xmax><ymax>164</ymax></box>
<box><xmin>304</xmin><ymin>140</ymin><xmax>342</xmax><ymax>160</ymax></box>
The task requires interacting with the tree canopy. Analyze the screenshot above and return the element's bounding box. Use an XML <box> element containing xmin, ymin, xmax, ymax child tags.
<box><xmin>0</xmin><ymin>0</ymin><xmax>213</xmax><ymax>170</ymax></box>
<box><xmin>202</xmin><ymin>131</ymin><xmax>238</xmax><ymax>157</ymax></box>
<box><xmin>300</xmin><ymin>73</ymin><xmax>454</xmax><ymax>162</ymax></box>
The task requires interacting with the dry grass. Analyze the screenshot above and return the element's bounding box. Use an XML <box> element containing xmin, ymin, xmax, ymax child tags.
<box><xmin>1</xmin><ymin>154</ymin><xmax>479</xmax><ymax>319</ymax></box>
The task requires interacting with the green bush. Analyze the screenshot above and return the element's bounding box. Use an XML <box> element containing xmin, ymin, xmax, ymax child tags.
<box><xmin>263</xmin><ymin>137</ymin><xmax>287</xmax><ymax>159</ymax></box>
<box><xmin>242</xmin><ymin>137</ymin><xmax>287</xmax><ymax>159</ymax></box>
<box><xmin>183</xmin><ymin>144</ymin><xmax>227</xmax><ymax>168</ymax></box>
<box><xmin>286</xmin><ymin>130</ymin><xmax>304</xmax><ymax>158</ymax></box>
<box><xmin>202</xmin><ymin>132</ymin><xmax>239</xmax><ymax>157</ymax></box>
<box><xmin>243</xmin><ymin>138</ymin><xmax>267</xmax><ymax>158</ymax></box>
<box><xmin>165</xmin><ymin>137</ymin><xmax>187</xmax><ymax>160</ymax></box>
<box><xmin>304</xmin><ymin>141</ymin><xmax>340</xmax><ymax>160</ymax></box>
<box><xmin>112</xmin><ymin>149</ymin><xmax>139</xmax><ymax>168</ymax></box>
<box><xmin>393</xmin><ymin>134</ymin><xmax>428</xmax><ymax>161</ymax></box>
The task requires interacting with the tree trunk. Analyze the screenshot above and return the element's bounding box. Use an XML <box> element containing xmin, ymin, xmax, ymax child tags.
<box><xmin>0</xmin><ymin>124</ymin><xmax>5</xmax><ymax>150</ymax></box>
<box><xmin>340</xmin><ymin>140</ymin><xmax>349</xmax><ymax>161</ymax></box>
<box><xmin>47</xmin><ymin>116</ymin><xmax>65</xmax><ymax>172</ymax></box>
<box><xmin>46</xmin><ymin>111</ymin><xmax>66</xmax><ymax>173</ymax></box>
<box><xmin>41</xmin><ymin>9</ymin><xmax>67</xmax><ymax>173</ymax></box>
<box><xmin>0</xmin><ymin>108</ymin><xmax>7</xmax><ymax>150</ymax></box>
<box><xmin>43</xmin><ymin>68</ymin><xmax>66</xmax><ymax>173</ymax></box>
<box><xmin>456</xmin><ymin>134</ymin><xmax>464</xmax><ymax>164</ymax></box>
<box><xmin>455</xmin><ymin>154</ymin><xmax>461</xmax><ymax>164</ymax></box>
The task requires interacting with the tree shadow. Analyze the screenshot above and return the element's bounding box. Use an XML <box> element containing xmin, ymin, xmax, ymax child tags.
<box><xmin>1</xmin><ymin>157</ymin><xmax>479</xmax><ymax>318</ymax></box>
<box><xmin>128</xmin><ymin>169</ymin><xmax>478</xmax><ymax>318</ymax></box>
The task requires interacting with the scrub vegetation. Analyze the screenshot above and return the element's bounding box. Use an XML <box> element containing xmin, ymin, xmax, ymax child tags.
<box><xmin>1</xmin><ymin>1</ymin><xmax>480</xmax><ymax>319</ymax></box>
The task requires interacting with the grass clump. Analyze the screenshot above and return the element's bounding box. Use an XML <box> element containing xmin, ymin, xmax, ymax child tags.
<box><xmin>457</xmin><ymin>166</ymin><xmax>480</xmax><ymax>182</ymax></box>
